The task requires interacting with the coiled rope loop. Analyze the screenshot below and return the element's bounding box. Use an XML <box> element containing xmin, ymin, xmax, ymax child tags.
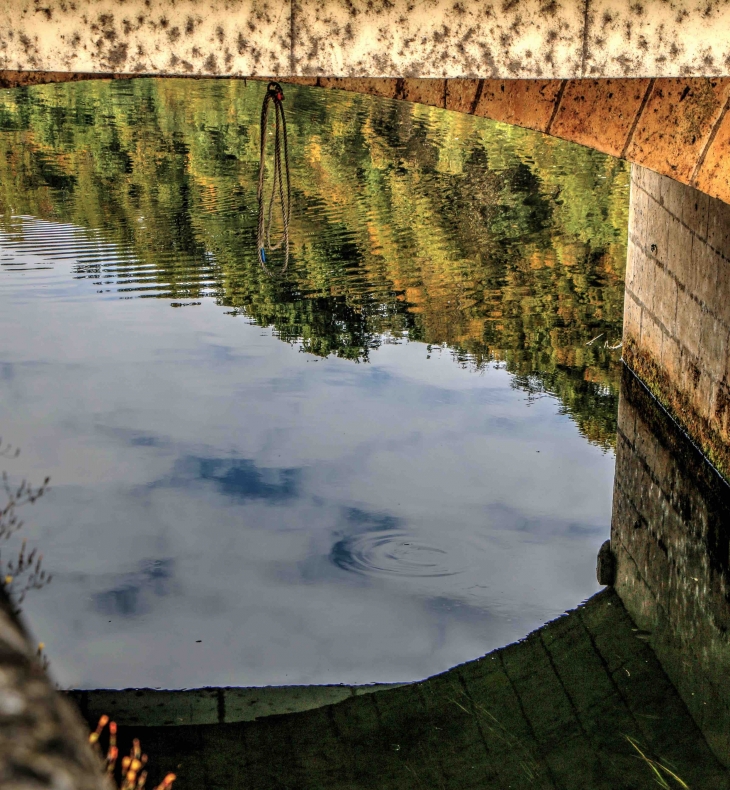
<box><xmin>257</xmin><ymin>81</ymin><xmax>291</xmax><ymax>274</ymax></box>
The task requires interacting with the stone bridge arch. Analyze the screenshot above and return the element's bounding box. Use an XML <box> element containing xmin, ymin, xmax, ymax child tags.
<box><xmin>2</xmin><ymin>0</ymin><xmax>730</xmax><ymax>465</ymax></box>
<box><xmin>2</xmin><ymin>0</ymin><xmax>730</xmax><ymax>202</ymax></box>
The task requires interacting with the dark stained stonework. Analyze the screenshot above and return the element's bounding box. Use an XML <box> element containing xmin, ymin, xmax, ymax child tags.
<box><xmin>623</xmin><ymin>165</ymin><xmax>730</xmax><ymax>476</ymax></box>
<box><xmin>613</xmin><ymin>364</ymin><xmax>730</xmax><ymax>769</ymax></box>
<box><xmin>71</xmin><ymin>589</ymin><xmax>729</xmax><ymax>790</ymax></box>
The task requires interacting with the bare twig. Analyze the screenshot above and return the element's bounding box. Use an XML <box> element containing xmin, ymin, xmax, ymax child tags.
<box><xmin>0</xmin><ymin>442</ymin><xmax>52</xmax><ymax>610</ymax></box>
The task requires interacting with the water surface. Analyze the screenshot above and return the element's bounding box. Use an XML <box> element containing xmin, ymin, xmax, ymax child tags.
<box><xmin>0</xmin><ymin>79</ymin><xmax>628</xmax><ymax>689</ymax></box>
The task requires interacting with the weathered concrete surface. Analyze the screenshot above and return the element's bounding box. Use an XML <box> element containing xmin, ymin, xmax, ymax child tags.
<box><xmin>67</xmin><ymin>683</ymin><xmax>404</xmax><ymax>728</ymax></box>
<box><xmin>623</xmin><ymin>163</ymin><xmax>730</xmax><ymax>474</ymax></box>
<box><xmin>0</xmin><ymin>593</ymin><xmax>108</xmax><ymax>789</ymax></box>
<box><xmin>3</xmin><ymin>0</ymin><xmax>730</xmax><ymax>79</ymax></box>
<box><xmin>612</xmin><ymin>365</ymin><xmax>730</xmax><ymax>768</ymax></box>
<box><xmin>74</xmin><ymin>590</ymin><xmax>730</xmax><ymax>790</ymax></box>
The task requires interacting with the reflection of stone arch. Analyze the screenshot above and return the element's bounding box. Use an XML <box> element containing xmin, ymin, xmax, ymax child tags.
<box><xmin>68</xmin><ymin>589</ymin><xmax>729</xmax><ymax>787</ymax></box>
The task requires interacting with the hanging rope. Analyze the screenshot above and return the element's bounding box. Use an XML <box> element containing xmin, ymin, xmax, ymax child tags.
<box><xmin>257</xmin><ymin>81</ymin><xmax>291</xmax><ymax>274</ymax></box>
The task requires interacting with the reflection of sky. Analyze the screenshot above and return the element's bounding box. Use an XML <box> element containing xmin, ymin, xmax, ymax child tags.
<box><xmin>0</xmin><ymin>240</ymin><xmax>613</xmax><ymax>689</ymax></box>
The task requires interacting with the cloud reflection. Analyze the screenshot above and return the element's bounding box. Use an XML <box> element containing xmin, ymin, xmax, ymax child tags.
<box><xmin>93</xmin><ymin>559</ymin><xmax>174</xmax><ymax>617</ymax></box>
<box><xmin>158</xmin><ymin>457</ymin><xmax>301</xmax><ymax>503</ymax></box>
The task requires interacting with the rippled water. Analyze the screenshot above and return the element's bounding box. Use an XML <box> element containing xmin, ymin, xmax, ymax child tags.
<box><xmin>0</xmin><ymin>79</ymin><xmax>628</xmax><ymax>689</ymax></box>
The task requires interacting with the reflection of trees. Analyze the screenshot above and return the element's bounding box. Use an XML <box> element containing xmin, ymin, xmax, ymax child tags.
<box><xmin>0</xmin><ymin>79</ymin><xmax>628</xmax><ymax>448</ymax></box>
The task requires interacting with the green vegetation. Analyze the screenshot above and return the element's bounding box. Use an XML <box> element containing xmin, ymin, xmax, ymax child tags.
<box><xmin>0</xmin><ymin>78</ymin><xmax>629</xmax><ymax>448</ymax></box>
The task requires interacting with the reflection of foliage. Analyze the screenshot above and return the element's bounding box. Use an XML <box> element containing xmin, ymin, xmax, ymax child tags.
<box><xmin>0</xmin><ymin>79</ymin><xmax>628</xmax><ymax>448</ymax></box>
<box><xmin>0</xmin><ymin>439</ymin><xmax>52</xmax><ymax>608</ymax></box>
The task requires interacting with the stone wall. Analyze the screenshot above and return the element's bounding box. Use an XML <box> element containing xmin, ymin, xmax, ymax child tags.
<box><xmin>623</xmin><ymin>163</ymin><xmax>730</xmax><ymax>475</ymax></box>
<box><xmin>612</xmin><ymin>366</ymin><xmax>730</xmax><ymax>769</ymax></box>
<box><xmin>0</xmin><ymin>591</ymin><xmax>108</xmax><ymax>789</ymax></box>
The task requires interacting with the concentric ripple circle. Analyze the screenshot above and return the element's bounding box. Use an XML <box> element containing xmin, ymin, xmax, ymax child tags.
<box><xmin>331</xmin><ymin>530</ymin><xmax>465</xmax><ymax>579</ymax></box>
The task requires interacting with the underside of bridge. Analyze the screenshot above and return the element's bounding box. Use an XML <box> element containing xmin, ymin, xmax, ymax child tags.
<box><xmin>3</xmin><ymin>0</ymin><xmax>730</xmax><ymax>203</ymax></box>
<box><xmin>1</xmin><ymin>1</ymin><xmax>730</xmax><ymax>786</ymax></box>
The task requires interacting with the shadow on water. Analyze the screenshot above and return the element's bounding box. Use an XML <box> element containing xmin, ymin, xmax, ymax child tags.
<box><xmin>67</xmin><ymin>366</ymin><xmax>730</xmax><ymax>789</ymax></box>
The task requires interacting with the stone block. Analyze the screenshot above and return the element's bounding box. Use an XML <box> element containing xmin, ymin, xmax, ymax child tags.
<box><xmin>2</xmin><ymin>0</ymin><xmax>293</xmax><ymax>77</ymax></box>
<box><xmin>437</xmin><ymin>742</ymin><xmax>496</xmax><ymax>784</ymax></box>
<box><xmin>624</xmin><ymin>238</ymin><xmax>640</xmax><ymax>294</ymax></box>
<box><xmin>631</xmin><ymin>163</ymin><xmax>645</xmax><ymax>191</ymax></box>
<box><xmin>543</xmin><ymin>628</ymin><xmax>614</xmax><ymax>714</ymax></box>
<box><xmin>403</xmin><ymin>78</ymin><xmax>447</xmax><ymax>109</ymax></box>
<box><xmin>540</xmin><ymin>610</ymin><xmax>582</xmax><ymax>647</ymax></box>
<box><xmin>474</xmin><ymin>79</ymin><xmax>563</xmax><ymax>133</ymax></box>
<box><xmin>678</xmin><ymin>345</ymin><xmax>702</xmax><ymax>403</ymax></box>
<box><xmin>626</xmin><ymin>78</ymin><xmax>730</xmax><ymax>183</ymax></box>
<box><xmin>634</xmin><ymin>423</ymin><xmax>657</xmax><ymax>488</ymax></box>
<box><xmin>352</xmin><ymin>683</ymin><xmax>407</xmax><ymax>697</ymax></box>
<box><xmin>550</xmin><ymin>78</ymin><xmax>651</xmax><ymax>157</ymax></box>
<box><xmin>465</xmin><ymin>671</ymin><xmax>535</xmax><ymax>745</ymax></box>
<box><xmin>617</xmin><ymin>394</ymin><xmax>637</xmax><ymax>446</ymax></box>
<box><xmin>660</xmin><ymin>334</ymin><xmax>682</xmax><ymax>384</ymax></box>
<box><xmin>639</xmin><ymin>309</ymin><xmax>663</xmax><ymax>361</ymax></box>
<box><xmin>627</xmin><ymin>179</ymin><xmax>639</xmax><ymax>239</ymax></box>
<box><xmin>692</xmin><ymin>368</ymin><xmax>716</xmax><ymax>424</ymax></box>
<box><xmin>646</xmin><ymin>200</ymin><xmax>671</xmax><ymax>266</ymax></box>
<box><xmin>665</xmin><ymin>213</ymin><xmax>693</xmax><ymax>286</ymax></box>
<box><xmin>317</xmin><ymin>77</ymin><xmax>397</xmax><ymax>98</ymax></box>
<box><xmin>630</xmin><ymin>187</ymin><xmax>649</xmax><ymax>250</ymax></box>
<box><xmin>687</xmin><ymin>233</ymin><xmax>719</xmax><ymax>311</ymax></box>
<box><xmin>636</xmin><ymin>243</ymin><xmax>657</xmax><ymax>315</ymax></box>
<box><xmin>506</xmin><ymin>645</ymin><xmax>578</xmax><ymax>747</ymax></box>
<box><xmin>542</xmin><ymin>733</ymin><xmax>603</xmax><ymax>789</ymax></box>
<box><xmin>330</xmin><ymin>693</ymin><xmax>380</xmax><ymax>740</ymax></box>
<box><xmin>642</xmin><ymin>167</ymin><xmax>665</xmax><ymax>201</ymax></box>
<box><xmin>675</xmin><ymin>288</ymin><xmax>702</xmax><ymax>360</ymax></box>
<box><xmin>711</xmin><ymin>379</ymin><xmax>730</xmax><ymax>437</ymax></box>
<box><xmin>706</xmin><ymin>194</ymin><xmax>730</xmax><ymax>261</ymax></box>
<box><xmin>653</xmin><ymin>266</ymin><xmax>678</xmax><ymax>336</ymax></box>
<box><xmin>660</xmin><ymin>172</ymin><xmax>686</xmax><ymax>220</ymax></box>
<box><xmin>82</xmin><ymin>688</ymin><xmax>219</xmax><ymax>727</ymax></box>
<box><xmin>369</xmin><ymin>684</ymin><xmax>425</xmax><ymax>732</ymax></box>
<box><xmin>500</xmin><ymin>637</ymin><xmax>543</xmax><ymax>684</ymax></box>
<box><xmin>699</xmin><ymin>311</ymin><xmax>729</xmax><ymax>383</ymax></box>
<box><xmin>713</xmin><ymin>249</ymin><xmax>730</xmax><ymax>319</ymax></box>
<box><xmin>681</xmin><ymin>187</ymin><xmax>710</xmax><ymax>241</ymax></box>
<box><xmin>583</xmin><ymin>1</ymin><xmax>730</xmax><ymax>82</ymax></box>
<box><xmin>224</xmin><ymin>685</ymin><xmax>353</xmax><ymax>724</ymax></box>
<box><xmin>444</xmin><ymin>79</ymin><xmax>479</xmax><ymax>114</ymax></box>
<box><xmin>694</xmin><ymin>104</ymin><xmax>730</xmax><ymax>207</ymax></box>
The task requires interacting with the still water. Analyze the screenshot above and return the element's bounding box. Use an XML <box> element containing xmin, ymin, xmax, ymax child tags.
<box><xmin>0</xmin><ymin>79</ymin><xmax>628</xmax><ymax>689</ymax></box>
